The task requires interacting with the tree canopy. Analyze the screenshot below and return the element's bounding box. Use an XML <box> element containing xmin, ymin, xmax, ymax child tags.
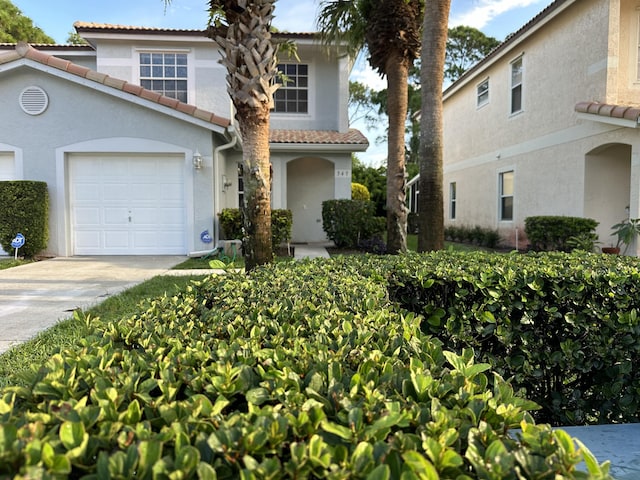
<box><xmin>445</xmin><ymin>25</ymin><xmax>500</xmax><ymax>82</ymax></box>
<box><xmin>0</xmin><ymin>0</ymin><xmax>55</xmax><ymax>43</ymax></box>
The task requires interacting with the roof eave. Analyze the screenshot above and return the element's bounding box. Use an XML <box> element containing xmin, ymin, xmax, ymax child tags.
<box><xmin>576</xmin><ymin>112</ymin><xmax>640</xmax><ymax>129</ymax></box>
<box><xmin>270</xmin><ymin>142</ymin><xmax>369</xmax><ymax>153</ymax></box>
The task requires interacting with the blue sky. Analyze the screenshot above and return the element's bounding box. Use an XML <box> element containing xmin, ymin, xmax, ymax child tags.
<box><xmin>12</xmin><ymin>0</ymin><xmax>551</xmax><ymax>165</ymax></box>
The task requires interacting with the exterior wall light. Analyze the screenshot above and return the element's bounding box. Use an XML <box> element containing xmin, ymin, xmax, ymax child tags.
<box><xmin>222</xmin><ymin>174</ymin><xmax>233</xmax><ymax>192</ymax></box>
<box><xmin>193</xmin><ymin>150</ymin><xmax>203</xmax><ymax>170</ymax></box>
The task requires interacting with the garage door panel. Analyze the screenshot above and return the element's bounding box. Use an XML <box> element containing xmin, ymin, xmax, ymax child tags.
<box><xmin>104</xmin><ymin>208</ymin><xmax>128</xmax><ymax>225</ymax></box>
<box><xmin>75</xmin><ymin>231</ymin><xmax>101</xmax><ymax>249</ymax></box>
<box><xmin>103</xmin><ymin>184</ymin><xmax>130</xmax><ymax>202</ymax></box>
<box><xmin>71</xmin><ymin>155</ymin><xmax>186</xmax><ymax>255</ymax></box>
<box><xmin>104</xmin><ymin>231</ymin><xmax>130</xmax><ymax>248</ymax></box>
<box><xmin>74</xmin><ymin>208</ymin><xmax>100</xmax><ymax>225</ymax></box>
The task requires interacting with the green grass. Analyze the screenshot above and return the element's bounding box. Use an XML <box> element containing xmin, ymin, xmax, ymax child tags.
<box><xmin>0</xmin><ymin>258</ymin><xmax>31</xmax><ymax>270</ymax></box>
<box><xmin>173</xmin><ymin>252</ymin><xmax>295</xmax><ymax>269</ymax></box>
<box><xmin>0</xmin><ymin>274</ymin><xmax>206</xmax><ymax>389</ymax></box>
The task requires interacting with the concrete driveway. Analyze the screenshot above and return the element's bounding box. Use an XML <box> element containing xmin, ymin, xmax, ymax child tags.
<box><xmin>0</xmin><ymin>256</ymin><xmax>186</xmax><ymax>354</ymax></box>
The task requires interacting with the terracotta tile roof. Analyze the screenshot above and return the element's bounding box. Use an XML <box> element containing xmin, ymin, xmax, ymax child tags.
<box><xmin>73</xmin><ymin>22</ymin><xmax>317</xmax><ymax>39</ymax></box>
<box><xmin>270</xmin><ymin>129</ymin><xmax>369</xmax><ymax>145</ymax></box>
<box><xmin>0</xmin><ymin>42</ymin><xmax>230</xmax><ymax>129</ymax></box>
<box><xmin>575</xmin><ymin>101</ymin><xmax>640</xmax><ymax>122</ymax></box>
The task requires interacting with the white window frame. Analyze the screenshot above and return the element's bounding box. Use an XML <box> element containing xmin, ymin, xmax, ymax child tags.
<box><xmin>135</xmin><ymin>48</ymin><xmax>194</xmax><ymax>104</ymax></box>
<box><xmin>272</xmin><ymin>62</ymin><xmax>313</xmax><ymax>118</ymax></box>
<box><xmin>510</xmin><ymin>55</ymin><xmax>524</xmax><ymax>115</ymax></box>
<box><xmin>449</xmin><ymin>182</ymin><xmax>457</xmax><ymax>220</ymax></box>
<box><xmin>476</xmin><ymin>78</ymin><xmax>489</xmax><ymax>108</ymax></box>
<box><xmin>498</xmin><ymin>169</ymin><xmax>514</xmax><ymax>222</ymax></box>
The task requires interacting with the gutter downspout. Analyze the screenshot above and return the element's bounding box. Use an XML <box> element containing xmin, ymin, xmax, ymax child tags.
<box><xmin>213</xmin><ymin>126</ymin><xmax>238</xmax><ymax>245</ymax></box>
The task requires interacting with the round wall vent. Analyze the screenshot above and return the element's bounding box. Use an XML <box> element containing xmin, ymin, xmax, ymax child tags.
<box><xmin>19</xmin><ymin>86</ymin><xmax>49</xmax><ymax>115</ymax></box>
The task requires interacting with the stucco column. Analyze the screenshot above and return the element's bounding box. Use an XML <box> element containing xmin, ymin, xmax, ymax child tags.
<box><xmin>630</xmin><ymin>145</ymin><xmax>640</xmax><ymax>256</ymax></box>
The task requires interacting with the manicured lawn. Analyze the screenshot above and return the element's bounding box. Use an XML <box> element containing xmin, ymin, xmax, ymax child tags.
<box><xmin>0</xmin><ymin>258</ymin><xmax>31</xmax><ymax>270</ymax></box>
<box><xmin>0</xmin><ymin>274</ymin><xmax>206</xmax><ymax>389</ymax></box>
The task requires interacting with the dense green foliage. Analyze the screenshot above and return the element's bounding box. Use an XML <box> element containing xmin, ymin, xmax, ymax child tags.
<box><xmin>0</xmin><ymin>181</ymin><xmax>49</xmax><ymax>258</ymax></box>
<box><xmin>444</xmin><ymin>224</ymin><xmax>502</xmax><ymax>249</ymax></box>
<box><xmin>0</xmin><ymin>0</ymin><xmax>55</xmax><ymax>43</ymax></box>
<box><xmin>445</xmin><ymin>26</ymin><xmax>501</xmax><ymax>82</ymax></box>
<box><xmin>322</xmin><ymin>199</ymin><xmax>385</xmax><ymax>248</ymax></box>
<box><xmin>525</xmin><ymin>216</ymin><xmax>598</xmax><ymax>252</ymax></box>
<box><xmin>352</xmin><ymin>158</ymin><xmax>386</xmax><ymax>216</ymax></box>
<box><xmin>218</xmin><ymin>208</ymin><xmax>292</xmax><ymax>250</ymax></box>
<box><xmin>0</xmin><ymin>255</ymin><xmax>613</xmax><ymax>478</ymax></box>
<box><xmin>351</xmin><ymin>182</ymin><xmax>370</xmax><ymax>201</ymax></box>
<box><xmin>388</xmin><ymin>251</ymin><xmax>640</xmax><ymax>426</ymax></box>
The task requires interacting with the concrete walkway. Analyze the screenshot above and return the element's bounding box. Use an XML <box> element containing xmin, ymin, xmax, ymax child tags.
<box><xmin>0</xmin><ymin>244</ymin><xmax>331</xmax><ymax>353</ymax></box>
<box><xmin>0</xmin><ymin>256</ymin><xmax>185</xmax><ymax>353</ymax></box>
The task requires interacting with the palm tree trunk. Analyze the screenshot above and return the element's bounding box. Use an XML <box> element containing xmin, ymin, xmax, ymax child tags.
<box><xmin>386</xmin><ymin>52</ymin><xmax>409</xmax><ymax>254</ymax></box>
<box><xmin>418</xmin><ymin>0</ymin><xmax>451</xmax><ymax>252</ymax></box>
<box><xmin>238</xmin><ymin>103</ymin><xmax>273</xmax><ymax>271</ymax></box>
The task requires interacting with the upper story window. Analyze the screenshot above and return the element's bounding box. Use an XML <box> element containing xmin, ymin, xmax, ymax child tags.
<box><xmin>140</xmin><ymin>52</ymin><xmax>188</xmax><ymax>103</ymax></box>
<box><xmin>274</xmin><ymin>63</ymin><xmax>308</xmax><ymax>114</ymax></box>
<box><xmin>510</xmin><ymin>56</ymin><xmax>523</xmax><ymax>114</ymax></box>
<box><xmin>499</xmin><ymin>170</ymin><xmax>514</xmax><ymax>221</ymax></box>
<box><xmin>477</xmin><ymin>79</ymin><xmax>489</xmax><ymax>108</ymax></box>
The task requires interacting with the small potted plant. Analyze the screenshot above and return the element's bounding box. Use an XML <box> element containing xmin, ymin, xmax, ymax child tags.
<box><xmin>608</xmin><ymin>218</ymin><xmax>640</xmax><ymax>254</ymax></box>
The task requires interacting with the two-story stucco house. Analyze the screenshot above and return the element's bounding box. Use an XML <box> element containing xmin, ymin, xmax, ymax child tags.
<box><xmin>0</xmin><ymin>23</ymin><xmax>367</xmax><ymax>256</ymax></box>
<box><xmin>409</xmin><ymin>0</ymin><xmax>640</xmax><ymax>253</ymax></box>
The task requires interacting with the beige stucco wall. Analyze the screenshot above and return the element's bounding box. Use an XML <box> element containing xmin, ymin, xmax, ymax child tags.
<box><xmin>441</xmin><ymin>0</ymin><xmax>640</xmax><ymax>248</ymax></box>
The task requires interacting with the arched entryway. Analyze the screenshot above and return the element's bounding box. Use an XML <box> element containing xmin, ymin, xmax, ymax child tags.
<box><xmin>287</xmin><ymin>157</ymin><xmax>334</xmax><ymax>243</ymax></box>
<box><xmin>584</xmin><ymin>143</ymin><xmax>631</xmax><ymax>244</ymax></box>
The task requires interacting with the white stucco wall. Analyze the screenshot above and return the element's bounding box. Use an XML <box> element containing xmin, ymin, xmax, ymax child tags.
<box><xmin>0</xmin><ymin>66</ymin><xmax>221</xmax><ymax>256</ymax></box>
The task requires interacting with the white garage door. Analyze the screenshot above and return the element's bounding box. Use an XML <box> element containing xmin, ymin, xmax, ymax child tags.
<box><xmin>0</xmin><ymin>153</ymin><xmax>16</xmax><ymax>256</ymax></box>
<box><xmin>70</xmin><ymin>154</ymin><xmax>186</xmax><ymax>255</ymax></box>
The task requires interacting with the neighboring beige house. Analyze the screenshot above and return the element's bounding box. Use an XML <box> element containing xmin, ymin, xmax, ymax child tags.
<box><xmin>0</xmin><ymin>23</ymin><xmax>367</xmax><ymax>256</ymax></box>
<box><xmin>409</xmin><ymin>0</ymin><xmax>640</xmax><ymax>253</ymax></box>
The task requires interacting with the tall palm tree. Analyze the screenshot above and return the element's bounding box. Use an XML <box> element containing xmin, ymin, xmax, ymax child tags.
<box><xmin>317</xmin><ymin>0</ymin><xmax>423</xmax><ymax>254</ymax></box>
<box><xmin>417</xmin><ymin>0</ymin><xmax>451</xmax><ymax>252</ymax></box>
<box><xmin>165</xmin><ymin>0</ymin><xmax>277</xmax><ymax>270</ymax></box>
<box><xmin>206</xmin><ymin>0</ymin><xmax>278</xmax><ymax>271</ymax></box>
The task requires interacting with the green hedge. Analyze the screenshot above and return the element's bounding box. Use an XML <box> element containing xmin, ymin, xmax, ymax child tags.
<box><xmin>387</xmin><ymin>250</ymin><xmax>640</xmax><ymax>426</ymax></box>
<box><xmin>0</xmin><ymin>181</ymin><xmax>49</xmax><ymax>258</ymax></box>
<box><xmin>0</xmin><ymin>256</ymin><xmax>611</xmax><ymax>478</ymax></box>
<box><xmin>525</xmin><ymin>216</ymin><xmax>598</xmax><ymax>252</ymax></box>
<box><xmin>218</xmin><ymin>208</ymin><xmax>292</xmax><ymax>250</ymax></box>
<box><xmin>322</xmin><ymin>199</ymin><xmax>385</xmax><ymax>248</ymax></box>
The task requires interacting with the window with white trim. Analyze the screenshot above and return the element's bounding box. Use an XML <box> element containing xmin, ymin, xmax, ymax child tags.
<box><xmin>477</xmin><ymin>79</ymin><xmax>489</xmax><ymax>108</ymax></box>
<box><xmin>274</xmin><ymin>63</ymin><xmax>308</xmax><ymax>114</ymax></box>
<box><xmin>499</xmin><ymin>170</ymin><xmax>514</xmax><ymax>221</ymax></box>
<box><xmin>510</xmin><ymin>56</ymin><xmax>523</xmax><ymax>114</ymax></box>
<box><xmin>139</xmin><ymin>52</ymin><xmax>188</xmax><ymax>102</ymax></box>
<box><xmin>449</xmin><ymin>182</ymin><xmax>457</xmax><ymax>219</ymax></box>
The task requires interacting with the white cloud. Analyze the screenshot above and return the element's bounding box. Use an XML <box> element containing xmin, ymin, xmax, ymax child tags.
<box><xmin>449</xmin><ymin>0</ymin><xmax>544</xmax><ymax>30</ymax></box>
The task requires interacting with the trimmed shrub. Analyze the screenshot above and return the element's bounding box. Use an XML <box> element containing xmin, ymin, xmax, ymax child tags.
<box><xmin>444</xmin><ymin>224</ymin><xmax>502</xmax><ymax>249</ymax></box>
<box><xmin>525</xmin><ymin>216</ymin><xmax>598</xmax><ymax>252</ymax></box>
<box><xmin>322</xmin><ymin>199</ymin><xmax>385</xmax><ymax>248</ymax></box>
<box><xmin>271</xmin><ymin>209</ymin><xmax>292</xmax><ymax>248</ymax></box>
<box><xmin>218</xmin><ymin>208</ymin><xmax>292</xmax><ymax>250</ymax></box>
<box><xmin>0</xmin><ymin>181</ymin><xmax>48</xmax><ymax>258</ymax></box>
<box><xmin>351</xmin><ymin>182</ymin><xmax>370</xmax><ymax>201</ymax></box>
<box><xmin>218</xmin><ymin>208</ymin><xmax>243</xmax><ymax>240</ymax></box>
<box><xmin>388</xmin><ymin>250</ymin><xmax>640</xmax><ymax>426</ymax></box>
<box><xmin>0</xmin><ymin>256</ymin><xmax>611</xmax><ymax>478</ymax></box>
